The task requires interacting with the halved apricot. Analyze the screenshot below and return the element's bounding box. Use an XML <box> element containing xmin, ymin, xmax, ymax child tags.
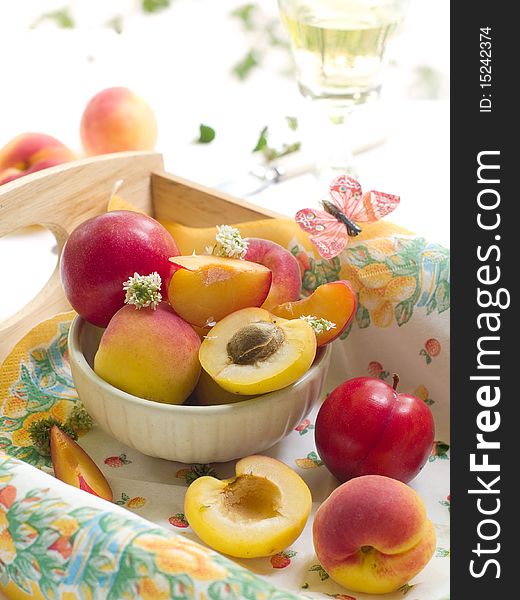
<box><xmin>271</xmin><ymin>280</ymin><xmax>357</xmax><ymax>346</ymax></box>
<box><xmin>168</xmin><ymin>255</ymin><xmax>272</xmax><ymax>327</ymax></box>
<box><xmin>184</xmin><ymin>455</ymin><xmax>312</xmax><ymax>558</ymax></box>
<box><xmin>199</xmin><ymin>307</ymin><xmax>316</xmax><ymax>395</ymax></box>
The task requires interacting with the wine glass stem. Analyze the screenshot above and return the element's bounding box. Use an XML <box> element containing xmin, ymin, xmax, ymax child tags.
<box><xmin>313</xmin><ymin>102</ymin><xmax>357</xmax><ymax>178</ymax></box>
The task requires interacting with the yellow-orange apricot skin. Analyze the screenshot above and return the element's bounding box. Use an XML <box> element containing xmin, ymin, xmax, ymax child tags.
<box><xmin>80</xmin><ymin>87</ymin><xmax>158</xmax><ymax>155</ymax></box>
<box><xmin>313</xmin><ymin>475</ymin><xmax>436</xmax><ymax>594</ymax></box>
<box><xmin>0</xmin><ymin>132</ymin><xmax>75</xmax><ymax>184</ymax></box>
<box><xmin>167</xmin><ymin>255</ymin><xmax>272</xmax><ymax>328</ymax></box>
<box><xmin>198</xmin><ymin>307</ymin><xmax>317</xmax><ymax>395</ymax></box>
<box><xmin>185</xmin><ymin>455</ymin><xmax>312</xmax><ymax>558</ymax></box>
<box><xmin>50</xmin><ymin>426</ymin><xmax>113</xmax><ymax>502</ymax></box>
<box><xmin>271</xmin><ymin>280</ymin><xmax>357</xmax><ymax>346</ymax></box>
<box><xmin>94</xmin><ymin>303</ymin><xmax>201</xmax><ymax>405</ymax></box>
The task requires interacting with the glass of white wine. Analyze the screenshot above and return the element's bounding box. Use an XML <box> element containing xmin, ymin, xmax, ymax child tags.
<box><xmin>277</xmin><ymin>0</ymin><xmax>410</xmax><ymax>175</ymax></box>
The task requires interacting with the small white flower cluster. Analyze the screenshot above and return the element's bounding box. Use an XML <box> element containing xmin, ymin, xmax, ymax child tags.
<box><xmin>300</xmin><ymin>315</ymin><xmax>336</xmax><ymax>335</ymax></box>
<box><xmin>123</xmin><ymin>272</ymin><xmax>162</xmax><ymax>310</ymax></box>
<box><xmin>206</xmin><ymin>224</ymin><xmax>249</xmax><ymax>259</ymax></box>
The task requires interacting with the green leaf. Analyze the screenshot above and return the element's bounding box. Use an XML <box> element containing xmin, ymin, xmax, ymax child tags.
<box><xmin>435</xmin><ymin>441</ymin><xmax>450</xmax><ymax>456</ymax></box>
<box><xmin>252</xmin><ymin>126</ymin><xmax>269</xmax><ymax>152</ymax></box>
<box><xmin>398</xmin><ymin>582</ymin><xmax>415</xmax><ymax>595</ymax></box>
<box><xmin>184</xmin><ymin>463</ymin><xmax>218</xmax><ymax>485</ymax></box>
<box><xmin>339</xmin><ymin>323</ymin><xmax>352</xmax><ymax>340</ymax></box>
<box><xmin>92</xmin><ymin>551</ymin><xmax>118</xmax><ymax>572</ymax></box>
<box><xmin>208</xmin><ymin>580</ymin><xmax>241</xmax><ymax>600</ymax></box>
<box><xmin>31</xmin><ymin>9</ymin><xmax>75</xmax><ymax>29</ymax></box>
<box><xmin>107</xmin><ymin>15</ymin><xmax>124</xmax><ymax>34</ymax></box>
<box><xmin>39</xmin><ymin>577</ymin><xmax>59</xmax><ymax>600</ymax></box>
<box><xmin>0</xmin><ymin>416</ymin><xmax>23</xmax><ymax>432</ymax></box>
<box><xmin>355</xmin><ymin>303</ymin><xmax>371</xmax><ymax>329</ymax></box>
<box><xmin>344</xmin><ymin>246</ymin><xmax>370</xmax><ymax>267</ymax></box>
<box><xmin>70</xmin><ymin>506</ymin><xmax>100</xmax><ymax>525</ymax></box>
<box><xmin>395</xmin><ymin>299</ymin><xmax>414</xmax><ymax>326</ymax></box>
<box><xmin>16</xmin><ymin>363</ymin><xmax>62</xmax><ymax>414</ymax></box>
<box><xmin>167</xmin><ymin>573</ymin><xmax>195</xmax><ymax>599</ymax></box>
<box><xmin>394</xmin><ymin>236</ymin><xmax>426</xmax><ymax>256</ymax></box>
<box><xmin>309</xmin><ymin>564</ymin><xmax>329</xmax><ymax>581</ymax></box>
<box><xmin>306</xmin><ymin>451</ymin><xmax>323</xmax><ymax>466</ymax></box>
<box><xmin>233</xmin><ymin>50</ymin><xmax>259</xmax><ymax>80</ymax></box>
<box><xmin>0</xmin><ymin>565</ymin><xmax>9</xmax><ymax>587</ymax></box>
<box><xmin>261</xmin><ymin>141</ymin><xmax>301</xmax><ymax>163</ymax></box>
<box><xmin>426</xmin><ymin>296</ymin><xmax>438</xmax><ymax>315</ymax></box>
<box><xmin>230</xmin><ymin>3</ymin><xmax>258</xmax><ymax>30</ymax></box>
<box><xmin>302</xmin><ymin>270</ymin><xmax>318</xmax><ymax>292</ymax></box>
<box><xmin>286</xmin><ymin>116</ymin><xmax>298</xmax><ymax>131</ymax></box>
<box><xmin>435</xmin><ymin>280</ymin><xmax>451</xmax><ymax>312</ymax></box>
<box><xmin>142</xmin><ymin>0</ymin><xmax>171</xmax><ymax>13</ymax></box>
<box><xmin>196</xmin><ymin>124</ymin><xmax>216</xmax><ymax>144</ymax></box>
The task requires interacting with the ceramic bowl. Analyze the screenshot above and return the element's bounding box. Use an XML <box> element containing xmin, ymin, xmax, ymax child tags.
<box><xmin>68</xmin><ymin>316</ymin><xmax>332</xmax><ymax>464</ymax></box>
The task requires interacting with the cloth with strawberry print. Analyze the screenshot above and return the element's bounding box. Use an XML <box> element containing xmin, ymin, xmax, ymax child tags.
<box><xmin>0</xmin><ymin>217</ymin><xmax>450</xmax><ymax>599</ymax></box>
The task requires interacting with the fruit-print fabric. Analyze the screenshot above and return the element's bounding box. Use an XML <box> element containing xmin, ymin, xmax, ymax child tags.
<box><xmin>0</xmin><ymin>218</ymin><xmax>450</xmax><ymax>599</ymax></box>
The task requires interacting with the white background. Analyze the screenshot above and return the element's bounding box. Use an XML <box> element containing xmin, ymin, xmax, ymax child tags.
<box><xmin>0</xmin><ymin>0</ymin><xmax>449</xmax><ymax>321</ymax></box>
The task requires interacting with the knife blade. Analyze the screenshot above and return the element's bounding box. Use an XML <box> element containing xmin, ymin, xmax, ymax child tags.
<box><xmin>215</xmin><ymin>133</ymin><xmax>387</xmax><ymax>198</ymax></box>
<box><xmin>216</xmin><ymin>152</ymin><xmax>315</xmax><ymax>198</ymax></box>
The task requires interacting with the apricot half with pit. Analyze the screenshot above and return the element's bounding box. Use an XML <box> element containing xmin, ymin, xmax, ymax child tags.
<box><xmin>168</xmin><ymin>255</ymin><xmax>272</xmax><ymax>327</ymax></box>
<box><xmin>184</xmin><ymin>455</ymin><xmax>312</xmax><ymax>558</ymax></box>
<box><xmin>199</xmin><ymin>307</ymin><xmax>317</xmax><ymax>395</ymax></box>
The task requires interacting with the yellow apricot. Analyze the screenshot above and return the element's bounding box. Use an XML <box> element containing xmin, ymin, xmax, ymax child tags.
<box><xmin>339</xmin><ymin>263</ymin><xmax>361</xmax><ymax>292</ymax></box>
<box><xmin>384</xmin><ymin>276</ymin><xmax>417</xmax><ymax>302</ymax></box>
<box><xmin>371</xmin><ymin>302</ymin><xmax>394</xmax><ymax>328</ymax></box>
<box><xmin>366</xmin><ymin>238</ymin><xmax>396</xmax><ymax>261</ymax></box>
<box><xmin>359</xmin><ymin>287</ymin><xmax>386</xmax><ymax>312</ymax></box>
<box><xmin>358</xmin><ymin>263</ymin><xmax>393</xmax><ymax>289</ymax></box>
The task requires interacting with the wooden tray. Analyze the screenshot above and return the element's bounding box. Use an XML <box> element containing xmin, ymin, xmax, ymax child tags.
<box><xmin>0</xmin><ymin>151</ymin><xmax>282</xmax><ymax>363</ymax></box>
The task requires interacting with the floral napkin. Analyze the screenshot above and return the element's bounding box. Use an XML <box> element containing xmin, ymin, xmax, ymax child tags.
<box><xmin>0</xmin><ymin>216</ymin><xmax>450</xmax><ymax>600</ymax></box>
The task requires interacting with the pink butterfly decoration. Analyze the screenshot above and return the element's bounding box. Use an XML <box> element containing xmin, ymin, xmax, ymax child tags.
<box><xmin>295</xmin><ymin>174</ymin><xmax>400</xmax><ymax>260</ymax></box>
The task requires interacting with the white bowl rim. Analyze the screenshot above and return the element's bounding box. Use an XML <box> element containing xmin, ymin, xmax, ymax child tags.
<box><xmin>69</xmin><ymin>315</ymin><xmax>332</xmax><ymax>415</ymax></box>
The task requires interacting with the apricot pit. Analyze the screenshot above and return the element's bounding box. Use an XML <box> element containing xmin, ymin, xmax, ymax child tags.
<box><xmin>226</xmin><ymin>321</ymin><xmax>284</xmax><ymax>365</ymax></box>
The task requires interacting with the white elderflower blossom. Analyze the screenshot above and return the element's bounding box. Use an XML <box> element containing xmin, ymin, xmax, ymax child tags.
<box><xmin>208</xmin><ymin>224</ymin><xmax>249</xmax><ymax>259</ymax></box>
<box><xmin>123</xmin><ymin>272</ymin><xmax>162</xmax><ymax>310</ymax></box>
<box><xmin>300</xmin><ymin>315</ymin><xmax>336</xmax><ymax>335</ymax></box>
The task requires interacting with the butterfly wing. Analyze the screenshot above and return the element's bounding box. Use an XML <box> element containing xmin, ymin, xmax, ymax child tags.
<box><xmin>295</xmin><ymin>208</ymin><xmax>349</xmax><ymax>259</ymax></box>
<box><xmin>329</xmin><ymin>175</ymin><xmax>363</xmax><ymax>213</ymax></box>
<box><xmin>354</xmin><ymin>190</ymin><xmax>401</xmax><ymax>222</ymax></box>
<box><xmin>328</xmin><ymin>175</ymin><xmax>400</xmax><ymax>223</ymax></box>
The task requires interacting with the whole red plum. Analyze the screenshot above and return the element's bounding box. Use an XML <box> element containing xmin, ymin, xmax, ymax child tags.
<box><xmin>315</xmin><ymin>376</ymin><xmax>435</xmax><ymax>484</ymax></box>
<box><xmin>61</xmin><ymin>210</ymin><xmax>179</xmax><ymax>327</ymax></box>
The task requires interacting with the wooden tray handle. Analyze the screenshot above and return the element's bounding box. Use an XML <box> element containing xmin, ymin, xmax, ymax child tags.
<box><xmin>0</xmin><ymin>152</ymin><xmax>163</xmax><ymax>361</ymax></box>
